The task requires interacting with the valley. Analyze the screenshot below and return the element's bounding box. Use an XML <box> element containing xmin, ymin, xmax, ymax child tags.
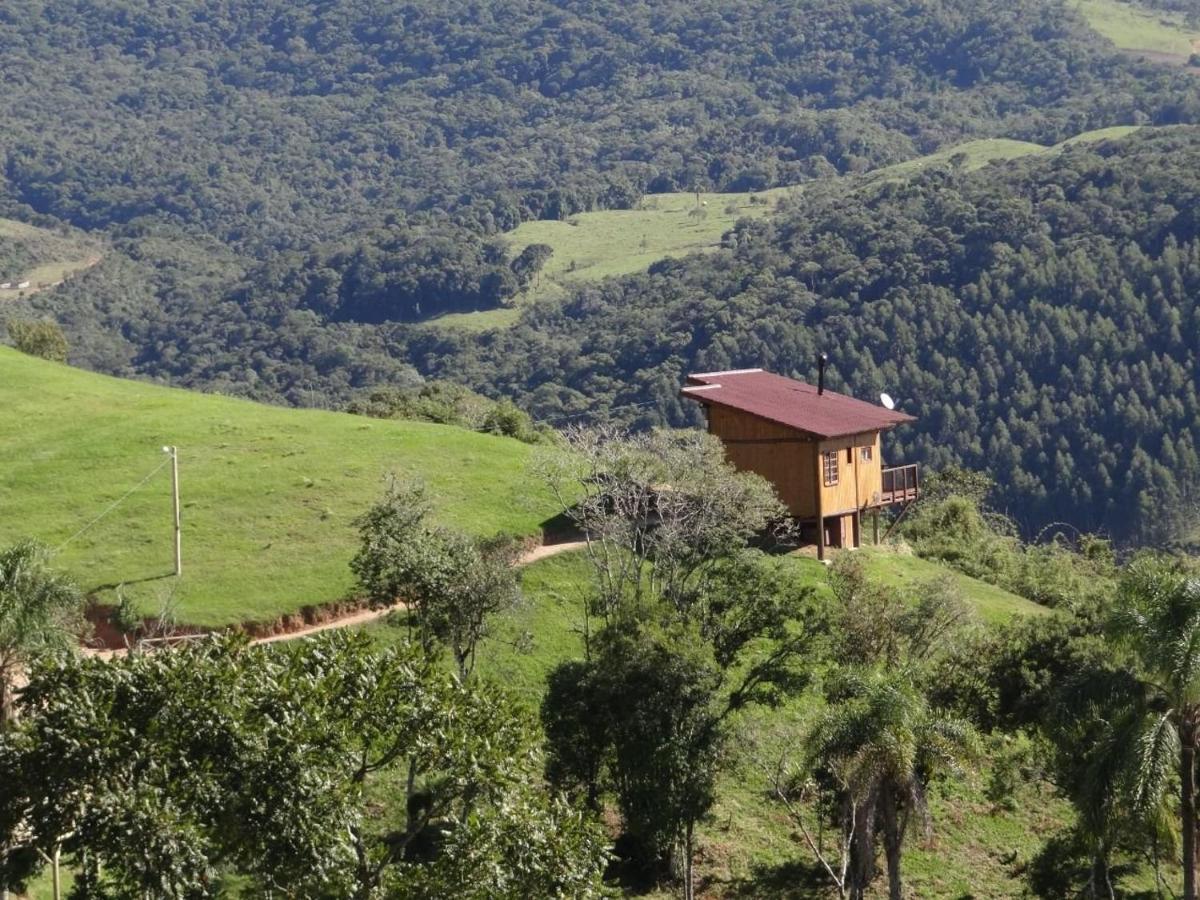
<box><xmin>2</xmin><ymin>0</ymin><xmax>1200</xmax><ymax>897</ymax></box>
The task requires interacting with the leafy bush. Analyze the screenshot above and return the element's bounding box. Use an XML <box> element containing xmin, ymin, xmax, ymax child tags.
<box><xmin>901</xmin><ymin>494</ymin><xmax>1020</xmax><ymax>583</ymax></box>
<box><xmin>901</xmin><ymin>486</ymin><xmax>1116</xmax><ymax>611</ymax></box>
<box><xmin>346</xmin><ymin>382</ymin><xmax>549</xmax><ymax>443</ymax></box>
<box><xmin>6</xmin><ymin>318</ymin><xmax>68</xmax><ymax>363</ymax></box>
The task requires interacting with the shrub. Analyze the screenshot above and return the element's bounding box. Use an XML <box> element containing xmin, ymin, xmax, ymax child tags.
<box><xmin>901</xmin><ymin>479</ymin><xmax>1116</xmax><ymax>610</ymax></box>
<box><xmin>6</xmin><ymin>318</ymin><xmax>69</xmax><ymax>362</ymax></box>
<box><xmin>346</xmin><ymin>382</ymin><xmax>548</xmax><ymax>443</ymax></box>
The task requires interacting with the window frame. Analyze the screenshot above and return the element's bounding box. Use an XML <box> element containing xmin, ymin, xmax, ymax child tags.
<box><xmin>822</xmin><ymin>450</ymin><xmax>839</xmax><ymax>487</ymax></box>
<box><xmin>861</xmin><ymin>445</ymin><xmax>873</xmax><ymax>462</ymax></box>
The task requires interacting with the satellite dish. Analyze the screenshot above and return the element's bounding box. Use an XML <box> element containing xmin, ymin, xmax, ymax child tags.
<box><xmin>880</xmin><ymin>392</ymin><xmax>896</xmax><ymax>410</ymax></box>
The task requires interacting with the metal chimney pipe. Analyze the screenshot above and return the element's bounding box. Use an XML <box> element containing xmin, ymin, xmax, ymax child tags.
<box><xmin>817</xmin><ymin>353</ymin><xmax>828</xmax><ymax>395</ymax></box>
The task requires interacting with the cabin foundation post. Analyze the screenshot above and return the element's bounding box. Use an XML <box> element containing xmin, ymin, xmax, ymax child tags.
<box><xmin>814</xmin><ymin>444</ymin><xmax>826</xmax><ymax>561</ymax></box>
<box><xmin>872</xmin><ymin>510</ymin><xmax>879</xmax><ymax>546</ymax></box>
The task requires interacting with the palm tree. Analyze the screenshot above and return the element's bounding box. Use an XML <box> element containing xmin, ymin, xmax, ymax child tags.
<box><xmin>1109</xmin><ymin>555</ymin><xmax>1200</xmax><ymax>900</ymax></box>
<box><xmin>806</xmin><ymin>669</ymin><xmax>979</xmax><ymax>900</ymax></box>
<box><xmin>0</xmin><ymin>540</ymin><xmax>83</xmax><ymax>724</ymax></box>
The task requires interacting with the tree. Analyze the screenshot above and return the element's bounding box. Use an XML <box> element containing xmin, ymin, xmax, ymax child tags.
<box><xmin>767</xmin><ymin>558</ymin><xmax>976</xmax><ymax>899</ymax></box>
<box><xmin>0</xmin><ymin>541</ymin><xmax>83</xmax><ymax>724</ymax></box>
<box><xmin>418</xmin><ymin>533</ymin><xmax>521</xmax><ymax>680</ymax></box>
<box><xmin>543</xmin><ymin>549</ymin><xmax>815</xmax><ymax>898</ymax></box>
<box><xmin>538</xmin><ymin>427</ymin><xmax>812</xmax><ymax>894</ymax></box>
<box><xmin>351</xmin><ymin>480</ymin><xmax>521</xmax><ymax>679</ymax></box>
<box><xmin>930</xmin><ymin>603</ymin><xmax>1177</xmax><ymax>898</ymax></box>
<box><xmin>827</xmin><ymin>555</ymin><xmax>970</xmax><ymax>671</ymax></box>
<box><xmin>0</xmin><ymin>633</ymin><xmax>609</xmax><ymax>898</ymax></box>
<box><xmin>806</xmin><ymin>669</ymin><xmax>980</xmax><ymax>900</ymax></box>
<box><xmin>388</xmin><ymin>793</ymin><xmax>610</xmax><ymax>900</ymax></box>
<box><xmin>510</xmin><ymin>243</ymin><xmax>554</xmax><ymax>289</ymax></box>
<box><xmin>5</xmin><ymin>320</ymin><xmax>68</xmax><ymax>363</ymax></box>
<box><xmin>1107</xmin><ymin>554</ymin><xmax>1200</xmax><ymax>900</ymax></box>
<box><xmin>1038</xmin><ymin>666</ymin><xmax>1169</xmax><ymax>900</ymax></box>
<box><xmin>541</xmin><ymin>660</ymin><xmax>610</xmax><ymax>811</ymax></box>
<box><xmin>534</xmin><ymin>427</ymin><xmax>787</xmax><ymax>625</ymax></box>
<box><xmin>350</xmin><ymin>478</ymin><xmax>434</xmax><ymax>606</ymax></box>
<box><xmin>754</xmin><ymin>710</ymin><xmax>862</xmax><ymax>900</ymax></box>
<box><xmin>593</xmin><ymin>622</ymin><xmax>722</xmax><ymax>899</ymax></box>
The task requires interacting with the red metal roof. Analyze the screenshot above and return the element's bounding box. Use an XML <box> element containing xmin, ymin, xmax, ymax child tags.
<box><xmin>681</xmin><ymin>369</ymin><xmax>915</xmax><ymax>439</ymax></box>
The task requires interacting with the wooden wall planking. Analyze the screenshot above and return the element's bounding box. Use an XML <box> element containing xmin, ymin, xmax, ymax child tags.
<box><xmin>817</xmin><ymin>432</ymin><xmax>878</xmax><ymax>515</ymax></box>
<box><xmin>707</xmin><ymin>406</ymin><xmax>818</xmax><ymax>517</ymax></box>
<box><xmin>705</xmin><ymin>408</ymin><xmax>888</xmax><ymax>524</ymax></box>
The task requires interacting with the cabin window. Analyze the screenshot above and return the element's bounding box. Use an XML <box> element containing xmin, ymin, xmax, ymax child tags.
<box><xmin>823</xmin><ymin>451</ymin><xmax>839</xmax><ymax>486</ymax></box>
<box><xmin>861</xmin><ymin>446</ymin><xmax>873</xmax><ymax>462</ymax></box>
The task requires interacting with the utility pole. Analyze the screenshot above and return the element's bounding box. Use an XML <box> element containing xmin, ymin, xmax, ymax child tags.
<box><xmin>163</xmin><ymin>445</ymin><xmax>181</xmax><ymax>576</ymax></box>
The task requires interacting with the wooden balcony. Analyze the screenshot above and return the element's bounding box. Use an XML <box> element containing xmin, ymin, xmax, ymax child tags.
<box><xmin>880</xmin><ymin>463</ymin><xmax>920</xmax><ymax>506</ymax></box>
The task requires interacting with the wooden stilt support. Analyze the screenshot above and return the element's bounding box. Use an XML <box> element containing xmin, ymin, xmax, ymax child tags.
<box><xmin>815</xmin><ymin>443</ymin><xmax>826</xmax><ymax>562</ymax></box>
<box><xmin>881</xmin><ymin>501</ymin><xmax>915</xmax><ymax>544</ymax></box>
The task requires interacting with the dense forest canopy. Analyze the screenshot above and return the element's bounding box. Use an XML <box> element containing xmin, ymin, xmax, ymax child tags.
<box><xmin>2</xmin><ymin>0</ymin><xmax>1199</xmax><ymax>542</ymax></box>
<box><xmin>417</xmin><ymin>128</ymin><xmax>1200</xmax><ymax>542</ymax></box>
<box><xmin>2</xmin><ymin>0</ymin><xmax>1192</xmax><ymax>252</ymax></box>
<box><xmin>0</xmin><ymin>239</ymin><xmax>31</xmax><ymax>284</ymax></box>
<box><xmin>1132</xmin><ymin>0</ymin><xmax>1200</xmax><ymax>16</ymax></box>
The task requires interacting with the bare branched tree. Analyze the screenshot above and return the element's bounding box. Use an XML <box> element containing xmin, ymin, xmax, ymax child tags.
<box><xmin>532</xmin><ymin>426</ymin><xmax>788</xmax><ymax>641</ymax></box>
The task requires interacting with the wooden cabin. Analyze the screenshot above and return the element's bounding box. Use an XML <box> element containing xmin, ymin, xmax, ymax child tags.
<box><xmin>681</xmin><ymin>368</ymin><xmax>919</xmax><ymax>559</ymax></box>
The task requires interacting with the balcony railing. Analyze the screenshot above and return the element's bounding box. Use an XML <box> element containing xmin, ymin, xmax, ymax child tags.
<box><xmin>880</xmin><ymin>463</ymin><xmax>920</xmax><ymax>506</ymax></box>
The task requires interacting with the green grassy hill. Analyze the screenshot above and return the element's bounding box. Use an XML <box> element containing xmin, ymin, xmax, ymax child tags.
<box><xmin>0</xmin><ymin>216</ymin><xmax>103</xmax><ymax>298</ymax></box>
<box><xmin>862</xmin><ymin>124</ymin><xmax>1180</xmax><ymax>186</ymax></box>
<box><xmin>0</xmin><ymin>348</ymin><xmax>559</xmax><ymax>627</ymax></box>
<box><xmin>428</xmin><ymin>187</ymin><xmax>793</xmax><ymax>332</ymax></box>
<box><xmin>1074</xmin><ymin>0</ymin><xmax>1200</xmax><ymax>62</ymax></box>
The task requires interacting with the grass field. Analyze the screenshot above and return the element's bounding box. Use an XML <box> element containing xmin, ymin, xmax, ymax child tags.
<box><xmin>785</xmin><ymin>545</ymin><xmax>1051</xmax><ymax>624</ymax></box>
<box><xmin>864</xmin><ymin>138</ymin><xmax>1048</xmax><ymax>183</ymax></box>
<box><xmin>0</xmin><ymin>348</ymin><xmax>560</xmax><ymax>627</ymax></box>
<box><xmin>1074</xmin><ymin>0</ymin><xmax>1200</xmax><ymax>60</ymax></box>
<box><xmin>425</xmin><ymin>187</ymin><xmax>794</xmax><ymax>332</ymax></box>
<box><xmin>0</xmin><ymin>216</ymin><xmax>103</xmax><ymax>296</ymax></box>
<box><xmin>865</xmin><ymin>125</ymin><xmax>1176</xmax><ymax>187</ymax></box>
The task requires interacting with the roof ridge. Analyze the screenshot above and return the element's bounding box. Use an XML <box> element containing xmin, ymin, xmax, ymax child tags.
<box><xmin>680</xmin><ymin>369</ymin><xmax>915</xmax><ymax>439</ymax></box>
<box><xmin>689</xmin><ymin>368</ymin><xmax>764</xmax><ymax>378</ymax></box>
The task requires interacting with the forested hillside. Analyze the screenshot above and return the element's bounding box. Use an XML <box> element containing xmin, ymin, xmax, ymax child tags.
<box><xmin>3</xmin><ymin>0</ymin><xmax>1200</xmax><ymax>542</ymax></box>
<box><xmin>2</xmin><ymin>0</ymin><xmax>1189</xmax><ymax>250</ymax></box>
<box><xmin>418</xmin><ymin>128</ymin><xmax>1200</xmax><ymax>543</ymax></box>
<box><xmin>4</xmin><ymin>0</ymin><xmax>1197</xmax><ymax>332</ymax></box>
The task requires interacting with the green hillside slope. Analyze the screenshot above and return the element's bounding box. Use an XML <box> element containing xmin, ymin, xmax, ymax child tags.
<box><xmin>1074</xmin><ymin>0</ymin><xmax>1200</xmax><ymax>61</ymax></box>
<box><xmin>432</xmin><ymin>125</ymin><xmax>1175</xmax><ymax>333</ymax></box>
<box><xmin>0</xmin><ymin>216</ymin><xmax>102</xmax><ymax>298</ymax></box>
<box><xmin>0</xmin><ymin>348</ymin><xmax>558</xmax><ymax>627</ymax></box>
<box><xmin>359</xmin><ymin>548</ymin><xmax>1061</xmax><ymax>899</ymax></box>
<box><xmin>430</xmin><ymin>187</ymin><xmax>793</xmax><ymax>332</ymax></box>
